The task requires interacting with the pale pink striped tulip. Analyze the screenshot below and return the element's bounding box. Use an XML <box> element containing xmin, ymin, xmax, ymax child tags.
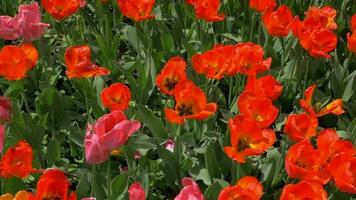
<box><xmin>175</xmin><ymin>178</ymin><xmax>205</xmax><ymax>200</ymax></box>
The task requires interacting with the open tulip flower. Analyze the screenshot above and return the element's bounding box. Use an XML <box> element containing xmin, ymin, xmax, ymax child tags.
<box><xmin>218</xmin><ymin>176</ymin><xmax>263</xmax><ymax>200</ymax></box>
<box><xmin>64</xmin><ymin>45</ymin><xmax>111</xmax><ymax>79</ymax></box>
<box><xmin>101</xmin><ymin>83</ymin><xmax>131</xmax><ymax>111</ymax></box>
<box><xmin>116</xmin><ymin>0</ymin><xmax>155</xmax><ymax>22</ymax></box>
<box><xmin>85</xmin><ymin>111</ymin><xmax>141</xmax><ymax>164</ymax></box>
<box><xmin>280</xmin><ymin>181</ymin><xmax>328</xmax><ymax>200</ymax></box>
<box><xmin>0</xmin><ymin>140</ymin><xmax>37</xmax><ymax>178</ymax></box>
<box><xmin>185</xmin><ymin>0</ymin><xmax>225</xmax><ymax>22</ymax></box>
<box><xmin>165</xmin><ymin>80</ymin><xmax>217</xmax><ymax>124</ymax></box>
<box><xmin>0</xmin><ymin>43</ymin><xmax>38</xmax><ymax>80</ymax></box>
<box><xmin>224</xmin><ymin>115</ymin><xmax>276</xmax><ymax>163</ymax></box>
<box><xmin>0</xmin><ymin>0</ymin><xmax>355</xmax><ymax>199</ymax></box>
<box><xmin>41</xmin><ymin>0</ymin><xmax>84</xmax><ymax>20</ymax></box>
<box><xmin>156</xmin><ymin>56</ymin><xmax>187</xmax><ymax>95</ymax></box>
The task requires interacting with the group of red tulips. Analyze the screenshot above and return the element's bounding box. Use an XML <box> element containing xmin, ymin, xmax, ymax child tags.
<box><xmin>0</xmin><ymin>0</ymin><xmax>355</xmax><ymax>199</ymax></box>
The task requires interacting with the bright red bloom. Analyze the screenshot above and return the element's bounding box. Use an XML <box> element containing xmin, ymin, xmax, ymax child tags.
<box><xmin>218</xmin><ymin>176</ymin><xmax>263</xmax><ymax>200</ymax></box>
<box><xmin>262</xmin><ymin>5</ymin><xmax>294</xmax><ymax>37</ymax></box>
<box><xmin>0</xmin><ymin>140</ymin><xmax>36</xmax><ymax>178</ymax></box>
<box><xmin>224</xmin><ymin>115</ymin><xmax>275</xmax><ymax>163</ymax></box>
<box><xmin>0</xmin><ymin>43</ymin><xmax>38</xmax><ymax>80</ymax></box>
<box><xmin>284</xmin><ymin>112</ymin><xmax>318</xmax><ymax>142</ymax></box>
<box><xmin>317</xmin><ymin>129</ymin><xmax>356</xmax><ymax>165</ymax></box>
<box><xmin>41</xmin><ymin>0</ymin><xmax>81</xmax><ymax>20</ymax></box>
<box><xmin>117</xmin><ymin>0</ymin><xmax>155</xmax><ymax>22</ymax></box>
<box><xmin>305</xmin><ymin>6</ymin><xmax>337</xmax><ymax>31</ymax></box>
<box><xmin>192</xmin><ymin>45</ymin><xmax>236</xmax><ymax>79</ymax></box>
<box><xmin>292</xmin><ymin>6</ymin><xmax>338</xmax><ymax>58</ymax></box>
<box><xmin>64</xmin><ymin>45</ymin><xmax>110</xmax><ymax>79</ymax></box>
<box><xmin>328</xmin><ymin>155</ymin><xmax>356</xmax><ymax>194</ymax></box>
<box><xmin>0</xmin><ymin>96</ymin><xmax>11</xmax><ymax>122</ymax></box>
<box><xmin>165</xmin><ymin>80</ymin><xmax>217</xmax><ymax>124</ymax></box>
<box><xmin>29</xmin><ymin>169</ymin><xmax>76</xmax><ymax>200</ymax></box>
<box><xmin>351</xmin><ymin>14</ymin><xmax>356</xmax><ymax>32</ymax></box>
<box><xmin>285</xmin><ymin>140</ymin><xmax>329</xmax><ymax>184</ymax></box>
<box><xmin>233</xmin><ymin>42</ymin><xmax>272</xmax><ymax>76</ymax></box>
<box><xmin>249</xmin><ymin>0</ymin><xmax>276</xmax><ymax>12</ymax></box>
<box><xmin>101</xmin><ymin>83</ymin><xmax>131</xmax><ymax>112</ymax></box>
<box><xmin>156</xmin><ymin>57</ymin><xmax>187</xmax><ymax>95</ymax></box>
<box><xmin>348</xmin><ymin>31</ymin><xmax>356</xmax><ymax>54</ymax></box>
<box><xmin>280</xmin><ymin>181</ymin><xmax>327</xmax><ymax>200</ymax></box>
<box><xmin>245</xmin><ymin>75</ymin><xmax>282</xmax><ymax>101</ymax></box>
<box><xmin>129</xmin><ymin>182</ymin><xmax>146</xmax><ymax>200</ymax></box>
<box><xmin>185</xmin><ymin>0</ymin><xmax>224</xmax><ymax>21</ymax></box>
<box><xmin>238</xmin><ymin>92</ymin><xmax>279</xmax><ymax>128</ymax></box>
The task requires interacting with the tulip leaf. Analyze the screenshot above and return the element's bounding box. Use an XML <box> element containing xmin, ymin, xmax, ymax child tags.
<box><xmin>136</xmin><ymin>105</ymin><xmax>168</xmax><ymax>139</ymax></box>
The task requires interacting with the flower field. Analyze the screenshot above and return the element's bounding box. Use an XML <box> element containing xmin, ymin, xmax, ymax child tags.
<box><xmin>0</xmin><ymin>0</ymin><xmax>356</xmax><ymax>199</ymax></box>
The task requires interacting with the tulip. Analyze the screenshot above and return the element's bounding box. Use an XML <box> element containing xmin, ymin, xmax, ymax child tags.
<box><xmin>175</xmin><ymin>178</ymin><xmax>205</xmax><ymax>200</ymax></box>
<box><xmin>129</xmin><ymin>182</ymin><xmax>146</xmax><ymax>200</ymax></box>
<box><xmin>0</xmin><ymin>96</ymin><xmax>11</xmax><ymax>122</ymax></box>
<box><xmin>0</xmin><ymin>16</ymin><xmax>21</xmax><ymax>40</ymax></box>
<box><xmin>85</xmin><ymin>111</ymin><xmax>141</xmax><ymax>164</ymax></box>
<box><xmin>101</xmin><ymin>83</ymin><xmax>131</xmax><ymax>112</ymax></box>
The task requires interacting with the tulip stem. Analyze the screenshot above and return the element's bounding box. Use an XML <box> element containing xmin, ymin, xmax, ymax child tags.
<box><xmin>107</xmin><ymin>156</ymin><xmax>111</xmax><ymax>199</ymax></box>
<box><xmin>91</xmin><ymin>165</ymin><xmax>96</xmax><ymax>197</ymax></box>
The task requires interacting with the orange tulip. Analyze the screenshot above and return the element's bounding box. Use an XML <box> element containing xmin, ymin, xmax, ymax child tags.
<box><xmin>348</xmin><ymin>31</ymin><xmax>356</xmax><ymax>54</ymax></box>
<box><xmin>262</xmin><ymin>5</ymin><xmax>294</xmax><ymax>37</ymax></box>
<box><xmin>238</xmin><ymin>92</ymin><xmax>279</xmax><ymax>128</ymax></box>
<box><xmin>284</xmin><ymin>112</ymin><xmax>318</xmax><ymax>142</ymax></box>
<box><xmin>327</xmin><ymin>155</ymin><xmax>356</xmax><ymax>194</ymax></box>
<box><xmin>249</xmin><ymin>0</ymin><xmax>276</xmax><ymax>12</ymax></box>
<box><xmin>185</xmin><ymin>0</ymin><xmax>224</xmax><ymax>21</ymax></box>
<box><xmin>29</xmin><ymin>169</ymin><xmax>77</xmax><ymax>200</ymax></box>
<box><xmin>0</xmin><ymin>190</ymin><xmax>31</xmax><ymax>200</ymax></box>
<box><xmin>300</xmin><ymin>84</ymin><xmax>344</xmax><ymax>117</ymax></box>
<box><xmin>233</xmin><ymin>42</ymin><xmax>272</xmax><ymax>76</ymax></box>
<box><xmin>280</xmin><ymin>181</ymin><xmax>327</xmax><ymax>200</ymax></box>
<box><xmin>305</xmin><ymin>6</ymin><xmax>337</xmax><ymax>31</ymax></box>
<box><xmin>192</xmin><ymin>45</ymin><xmax>236</xmax><ymax>79</ymax></box>
<box><xmin>101</xmin><ymin>83</ymin><xmax>131</xmax><ymax>112</ymax></box>
<box><xmin>218</xmin><ymin>176</ymin><xmax>263</xmax><ymax>200</ymax></box>
<box><xmin>41</xmin><ymin>0</ymin><xmax>81</xmax><ymax>20</ymax></box>
<box><xmin>64</xmin><ymin>45</ymin><xmax>110</xmax><ymax>79</ymax></box>
<box><xmin>0</xmin><ymin>140</ymin><xmax>36</xmax><ymax>178</ymax></box>
<box><xmin>224</xmin><ymin>115</ymin><xmax>275</xmax><ymax>163</ymax></box>
<box><xmin>285</xmin><ymin>139</ymin><xmax>329</xmax><ymax>184</ymax></box>
<box><xmin>116</xmin><ymin>0</ymin><xmax>155</xmax><ymax>22</ymax></box>
<box><xmin>156</xmin><ymin>57</ymin><xmax>187</xmax><ymax>95</ymax></box>
<box><xmin>0</xmin><ymin>43</ymin><xmax>38</xmax><ymax>80</ymax></box>
<box><xmin>351</xmin><ymin>14</ymin><xmax>356</xmax><ymax>32</ymax></box>
<box><xmin>244</xmin><ymin>75</ymin><xmax>283</xmax><ymax>101</ymax></box>
<box><xmin>165</xmin><ymin>80</ymin><xmax>217</xmax><ymax>124</ymax></box>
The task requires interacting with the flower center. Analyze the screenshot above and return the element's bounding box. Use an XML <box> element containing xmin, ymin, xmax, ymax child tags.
<box><xmin>177</xmin><ymin>103</ymin><xmax>194</xmax><ymax>116</ymax></box>
<box><xmin>237</xmin><ymin>137</ymin><xmax>251</xmax><ymax>151</ymax></box>
<box><xmin>164</xmin><ymin>78</ymin><xmax>178</xmax><ymax>91</ymax></box>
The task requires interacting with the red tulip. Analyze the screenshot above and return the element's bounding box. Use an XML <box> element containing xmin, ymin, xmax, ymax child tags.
<box><xmin>129</xmin><ymin>182</ymin><xmax>146</xmax><ymax>200</ymax></box>
<box><xmin>348</xmin><ymin>31</ymin><xmax>356</xmax><ymax>54</ymax></box>
<box><xmin>249</xmin><ymin>0</ymin><xmax>276</xmax><ymax>12</ymax></box>
<box><xmin>117</xmin><ymin>0</ymin><xmax>155</xmax><ymax>22</ymax></box>
<box><xmin>262</xmin><ymin>5</ymin><xmax>294</xmax><ymax>37</ymax></box>
<box><xmin>244</xmin><ymin>75</ymin><xmax>283</xmax><ymax>101</ymax></box>
<box><xmin>218</xmin><ymin>176</ymin><xmax>263</xmax><ymax>200</ymax></box>
<box><xmin>280</xmin><ymin>181</ymin><xmax>327</xmax><ymax>200</ymax></box>
<box><xmin>41</xmin><ymin>0</ymin><xmax>82</xmax><ymax>20</ymax></box>
<box><xmin>0</xmin><ymin>140</ymin><xmax>36</xmax><ymax>178</ymax></box>
<box><xmin>175</xmin><ymin>178</ymin><xmax>205</xmax><ymax>200</ymax></box>
<box><xmin>186</xmin><ymin>0</ymin><xmax>224</xmax><ymax>21</ymax></box>
<box><xmin>101</xmin><ymin>83</ymin><xmax>131</xmax><ymax>112</ymax></box>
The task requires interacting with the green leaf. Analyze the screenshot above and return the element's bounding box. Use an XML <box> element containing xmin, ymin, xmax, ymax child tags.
<box><xmin>136</xmin><ymin>105</ymin><xmax>168</xmax><ymax>139</ymax></box>
<box><xmin>111</xmin><ymin>173</ymin><xmax>129</xmax><ymax>200</ymax></box>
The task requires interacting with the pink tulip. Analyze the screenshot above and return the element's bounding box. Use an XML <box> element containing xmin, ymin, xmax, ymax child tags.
<box><xmin>0</xmin><ymin>16</ymin><xmax>21</xmax><ymax>40</ymax></box>
<box><xmin>85</xmin><ymin>111</ymin><xmax>141</xmax><ymax>164</ymax></box>
<box><xmin>15</xmin><ymin>2</ymin><xmax>50</xmax><ymax>41</ymax></box>
<box><xmin>0</xmin><ymin>96</ymin><xmax>11</xmax><ymax>122</ymax></box>
<box><xmin>129</xmin><ymin>182</ymin><xmax>146</xmax><ymax>200</ymax></box>
<box><xmin>165</xmin><ymin>138</ymin><xmax>175</xmax><ymax>152</ymax></box>
<box><xmin>175</xmin><ymin>178</ymin><xmax>205</xmax><ymax>200</ymax></box>
<box><xmin>78</xmin><ymin>0</ymin><xmax>87</xmax><ymax>8</ymax></box>
<box><xmin>0</xmin><ymin>124</ymin><xmax>4</xmax><ymax>153</ymax></box>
